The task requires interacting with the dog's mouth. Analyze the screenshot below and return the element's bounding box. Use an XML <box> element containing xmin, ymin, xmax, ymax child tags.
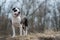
<box><xmin>14</xmin><ymin>13</ymin><xmax>18</xmax><ymax>16</ymax></box>
<box><xmin>14</xmin><ymin>12</ymin><xmax>20</xmax><ymax>17</ymax></box>
<box><xmin>14</xmin><ymin>13</ymin><xmax>19</xmax><ymax>16</ymax></box>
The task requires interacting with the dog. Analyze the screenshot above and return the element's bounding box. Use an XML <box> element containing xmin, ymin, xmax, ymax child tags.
<box><xmin>11</xmin><ymin>7</ymin><xmax>28</xmax><ymax>37</ymax></box>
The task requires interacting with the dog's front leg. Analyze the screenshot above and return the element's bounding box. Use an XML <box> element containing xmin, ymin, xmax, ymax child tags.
<box><xmin>19</xmin><ymin>24</ymin><xmax>23</xmax><ymax>36</ymax></box>
<box><xmin>12</xmin><ymin>25</ymin><xmax>16</xmax><ymax>37</ymax></box>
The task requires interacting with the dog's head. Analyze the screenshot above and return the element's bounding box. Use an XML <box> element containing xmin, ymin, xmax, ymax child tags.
<box><xmin>12</xmin><ymin>8</ymin><xmax>20</xmax><ymax>17</ymax></box>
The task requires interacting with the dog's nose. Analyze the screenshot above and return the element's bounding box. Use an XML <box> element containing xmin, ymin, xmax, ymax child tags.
<box><xmin>14</xmin><ymin>13</ymin><xmax>17</xmax><ymax>15</ymax></box>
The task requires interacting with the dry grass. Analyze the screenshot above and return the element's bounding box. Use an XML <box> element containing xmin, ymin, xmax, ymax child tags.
<box><xmin>5</xmin><ymin>31</ymin><xmax>60</xmax><ymax>40</ymax></box>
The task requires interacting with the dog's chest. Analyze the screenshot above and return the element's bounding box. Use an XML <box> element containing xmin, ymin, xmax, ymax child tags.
<box><xmin>12</xmin><ymin>16</ymin><xmax>21</xmax><ymax>24</ymax></box>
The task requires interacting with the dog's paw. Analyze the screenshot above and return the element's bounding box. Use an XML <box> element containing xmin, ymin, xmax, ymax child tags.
<box><xmin>11</xmin><ymin>35</ymin><xmax>15</xmax><ymax>38</ymax></box>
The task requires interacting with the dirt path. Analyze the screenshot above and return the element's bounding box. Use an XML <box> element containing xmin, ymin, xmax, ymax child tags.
<box><xmin>0</xmin><ymin>31</ymin><xmax>60</xmax><ymax>40</ymax></box>
<box><xmin>6</xmin><ymin>33</ymin><xmax>60</xmax><ymax>40</ymax></box>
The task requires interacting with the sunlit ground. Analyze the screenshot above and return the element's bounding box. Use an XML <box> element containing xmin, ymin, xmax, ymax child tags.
<box><xmin>5</xmin><ymin>31</ymin><xmax>60</xmax><ymax>40</ymax></box>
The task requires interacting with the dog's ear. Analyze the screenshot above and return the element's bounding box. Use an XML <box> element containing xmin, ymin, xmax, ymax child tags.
<box><xmin>12</xmin><ymin>8</ymin><xmax>15</xmax><ymax>11</ymax></box>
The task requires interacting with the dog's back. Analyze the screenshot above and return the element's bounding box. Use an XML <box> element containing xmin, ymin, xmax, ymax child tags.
<box><xmin>20</xmin><ymin>15</ymin><xmax>28</xmax><ymax>26</ymax></box>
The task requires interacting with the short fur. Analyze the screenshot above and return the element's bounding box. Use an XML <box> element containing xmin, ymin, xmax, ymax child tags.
<box><xmin>11</xmin><ymin>8</ymin><xmax>28</xmax><ymax>37</ymax></box>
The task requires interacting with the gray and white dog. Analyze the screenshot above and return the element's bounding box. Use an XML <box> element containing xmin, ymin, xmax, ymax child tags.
<box><xmin>11</xmin><ymin>8</ymin><xmax>28</xmax><ymax>37</ymax></box>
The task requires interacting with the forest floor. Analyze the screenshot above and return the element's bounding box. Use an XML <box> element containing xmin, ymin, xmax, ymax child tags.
<box><xmin>0</xmin><ymin>30</ymin><xmax>60</xmax><ymax>40</ymax></box>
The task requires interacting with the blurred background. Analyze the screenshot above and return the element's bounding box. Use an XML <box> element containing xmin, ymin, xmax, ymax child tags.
<box><xmin>0</xmin><ymin>0</ymin><xmax>60</xmax><ymax>39</ymax></box>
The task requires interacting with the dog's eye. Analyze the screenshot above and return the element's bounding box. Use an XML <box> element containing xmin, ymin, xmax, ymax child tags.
<box><xmin>14</xmin><ymin>10</ymin><xmax>17</xmax><ymax>12</ymax></box>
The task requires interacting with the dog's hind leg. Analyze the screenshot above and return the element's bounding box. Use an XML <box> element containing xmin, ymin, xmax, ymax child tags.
<box><xmin>12</xmin><ymin>25</ymin><xmax>16</xmax><ymax>37</ymax></box>
<box><xmin>23</xmin><ymin>28</ymin><xmax>25</xmax><ymax>36</ymax></box>
<box><xmin>25</xmin><ymin>27</ymin><xmax>28</xmax><ymax>35</ymax></box>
